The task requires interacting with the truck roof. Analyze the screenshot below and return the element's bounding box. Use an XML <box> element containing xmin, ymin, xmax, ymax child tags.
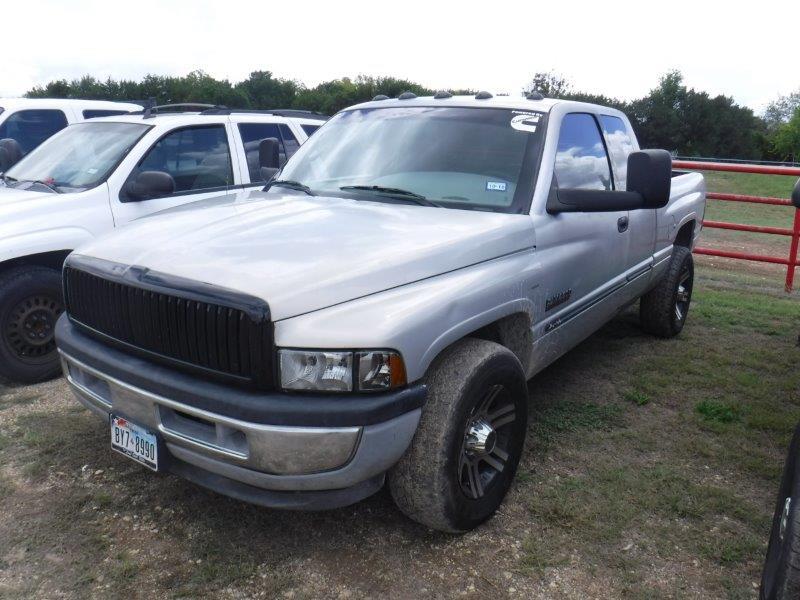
<box><xmin>86</xmin><ymin>110</ymin><xmax>327</xmax><ymax>127</ymax></box>
<box><xmin>346</xmin><ymin>94</ymin><xmax>624</xmax><ymax>116</ymax></box>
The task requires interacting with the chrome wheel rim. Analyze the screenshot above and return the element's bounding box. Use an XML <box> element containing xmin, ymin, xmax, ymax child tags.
<box><xmin>458</xmin><ymin>384</ymin><xmax>517</xmax><ymax>499</ymax></box>
<box><xmin>3</xmin><ymin>294</ymin><xmax>63</xmax><ymax>362</ymax></box>
<box><xmin>675</xmin><ymin>265</ymin><xmax>693</xmax><ymax>323</ymax></box>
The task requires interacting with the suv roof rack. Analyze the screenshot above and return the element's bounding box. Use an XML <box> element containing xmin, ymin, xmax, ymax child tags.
<box><xmin>130</xmin><ymin>102</ymin><xmax>227</xmax><ymax>118</ymax></box>
<box><xmin>199</xmin><ymin>108</ymin><xmax>328</xmax><ymax>121</ymax></box>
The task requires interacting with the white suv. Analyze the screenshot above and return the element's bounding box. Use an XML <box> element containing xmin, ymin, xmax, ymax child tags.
<box><xmin>0</xmin><ymin>98</ymin><xmax>141</xmax><ymax>163</ymax></box>
<box><xmin>0</xmin><ymin>105</ymin><xmax>326</xmax><ymax>383</ymax></box>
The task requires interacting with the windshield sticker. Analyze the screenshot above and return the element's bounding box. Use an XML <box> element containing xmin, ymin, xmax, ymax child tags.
<box><xmin>510</xmin><ymin>113</ymin><xmax>540</xmax><ymax>132</ymax></box>
<box><xmin>486</xmin><ymin>181</ymin><xmax>507</xmax><ymax>192</ymax></box>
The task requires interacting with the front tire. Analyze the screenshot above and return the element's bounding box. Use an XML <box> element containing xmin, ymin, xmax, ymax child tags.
<box><xmin>761</xmin><ymin>423</ymin><xmax>800</xmax><ymax>599</ymax></box>
<box><xmin>0</xmin><ymin>266</ymin><xmax>65</xmax><ymax>384</ymax></box>
<box><xmin>640</xmin><ymin>245</ymin><xmax>694</xmax><ymax>338</ymax></box>
<box><xmin>389</xmin><ymin>338</ymin><xmax>528</xmax><ymax>532</ymax></box>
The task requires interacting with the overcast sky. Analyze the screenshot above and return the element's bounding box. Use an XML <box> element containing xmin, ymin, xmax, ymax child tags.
<box><xmin>3</xmin><ymin>0</ymin><xmax>798</xmax><ymax>112</ymax></box>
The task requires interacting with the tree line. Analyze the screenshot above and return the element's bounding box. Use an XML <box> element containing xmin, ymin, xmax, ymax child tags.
<box><xmin>25</xmin><ymin>70</ymin><xmax>800</xmax><ymax>161</ymax></box>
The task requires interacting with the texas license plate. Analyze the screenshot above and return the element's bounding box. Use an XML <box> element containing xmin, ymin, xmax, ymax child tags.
<box><xmin>110</xmin><ymin>415</ymin><xmax>159</xmax><ymax>471</ymax></box>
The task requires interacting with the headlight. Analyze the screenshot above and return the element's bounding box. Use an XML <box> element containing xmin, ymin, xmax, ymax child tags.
<box><xmin>278</xmin><ymin>349</ymin><xmax>406</xmax><ymax>393</ymax></box>
<box><xmin>279</xmin><ymin>350</ymin><xmax>353</xmax><ymax>392</ymax></box>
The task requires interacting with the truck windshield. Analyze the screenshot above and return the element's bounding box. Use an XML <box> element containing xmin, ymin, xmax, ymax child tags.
<box><xmin>4</xmin><ymin>122</ymin><xmax>150</xmax><ymax>193</ymax></box>
<box><xmin>278</xmin><ymin>106</ymin><xmax>545</xmax><ymax>213</ymax></box>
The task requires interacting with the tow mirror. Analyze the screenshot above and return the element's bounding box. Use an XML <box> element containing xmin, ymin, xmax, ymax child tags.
<box><xmin>792</xmin><ymin>178</ymin><xmax>800</xmax><ymax>209</ymax></box>
<box><xmin>258</xmin><ymin>138</ymin><xmax>280</xmax><ymax>181</ymax></box>
<box><xmin>0</xmin><ymin>138</ymin><xmax>24</xmax><ymax>171</ymax></box>
<box><xmin>123</xmin><ymin>170</ymin><xmax>176</xmax><ymax>201</ymax></box>
<box><xmin>547</xmin><ymin>149</ymin><xmax>672</xmax><ymax>214</ymax></box>
<box><xmin>626</xmin><ymin>149</ymin><xmax>672</xmax><ymax>209</ymax></box>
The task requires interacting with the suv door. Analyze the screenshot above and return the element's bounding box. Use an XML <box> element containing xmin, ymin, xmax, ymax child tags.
<box><xmin>110</xmin><ymin>123</ymin><xmax>238</xmax><ymax>224</ymax></box>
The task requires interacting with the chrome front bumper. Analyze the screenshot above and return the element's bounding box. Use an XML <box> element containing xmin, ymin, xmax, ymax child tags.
<box><xmin>60</xmin><ymin>351</ymin><xmax>421</xmax><ymax>494</ymax></box>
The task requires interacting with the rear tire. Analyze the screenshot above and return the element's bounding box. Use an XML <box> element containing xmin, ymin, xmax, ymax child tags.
<box><xmin>389</xmin><ymin>338</ymin><xmax>528</xmax><ymax>533</ymax></box>
<box><xmin>640</xmin><ymin>245</ymin><xmax>694</xmax><ymax>338</ymax></box>
<box><xmin>761</xmin><ymin>423</ymin><xmax>800</xmax><ymax>600</ymax></box>
<box><xmin>0</xmin><ymin>266</ymin><xmax>64</xmax><ymax>384</ymax></box>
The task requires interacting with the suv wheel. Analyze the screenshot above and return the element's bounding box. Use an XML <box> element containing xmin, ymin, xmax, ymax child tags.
<box><xmin>0</xmin><ymin>266</ymin><xmax>64</xmax><ymax>384</ymax></box>
<box><xmin>389</xmin><ymin>338</ymin><xmax>528</xmax><ymax>532</ymax></box>
<box><xmin>761</xmin><ymin>423</ymin><xmax>800</xmax><ymax>599</ymax></box>
<box><xmin>640</xmin><ymin>245</ymin><xmax>694</xmax><ymax>337</ymax></box>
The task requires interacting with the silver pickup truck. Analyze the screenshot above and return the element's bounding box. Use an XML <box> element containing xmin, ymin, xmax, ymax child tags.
<box><xmin>55</xmin><ymin>93</ymin><xmax>706</xmax><ymax>532</ymax></box>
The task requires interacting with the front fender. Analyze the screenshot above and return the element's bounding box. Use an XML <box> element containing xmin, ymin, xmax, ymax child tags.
<box><xmin>0</xmin><ymin>227</ymin><xmax>95</xmax><ymax>265</ymax></box>
<box><xmin>274</xmin><ymin>249</ymin><xmax>539</xmax><ymax>383</ymax></box>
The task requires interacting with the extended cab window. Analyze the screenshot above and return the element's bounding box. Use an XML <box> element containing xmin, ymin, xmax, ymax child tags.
<box><xmin>554</xmin><ymin>113</ymin><xmax>612</xmax><ymax>191</ymax></box>
<box><xmin>238</xmin><ymin>123</ymin><xmax>298</xmax><ymax>182</ymax></box>
<box><xmin>599</xmin><ymin>115</ymin><xmax>635</xmax><ymax>190</ymax></box>
<box><xmin>0</xmin><ymin>109</ymin><xmax>68</xmax><ymax>153</ymax></box>
<box><xmin>133</xmin><ymin>125</ymin><xmax>233</xmax><ymax>194</ymax></box>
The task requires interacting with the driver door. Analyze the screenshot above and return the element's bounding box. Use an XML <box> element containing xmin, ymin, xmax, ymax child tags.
<box><xmin>110</xmin><ymin>123</ymin><xmax>237</xmax><ymax>225</ymax></box>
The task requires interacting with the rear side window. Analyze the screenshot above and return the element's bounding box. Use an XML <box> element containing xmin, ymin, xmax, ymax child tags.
<box><xmin>133</xmin><ymin>125</ymin><xmax>233</xmax><ymax>196</ymax></box>
<box><xmin>599</xmin><ymin>115</ymin><xmax>635</xmax><ymax>190</ymax></box>
<box><xmin>301</xmin><ymin>124</ymin><xmax>320</xmax><ymax>136</ymax></box>
<box><xmin>554</xmin><ymin>113</ymin><xmax>612</xmax><ymax>191</ymax></box>
<box><xmin>83</xmin><ymin>109</ymin><xmax>130</xmax><ymax>119</ymax></box>
<box><xmin>238</xmin><ymin>123</ymin><xmax>298</xmax><ymax>182</ymax></box>
<box><xmin>0</xmin><ymin>109</ymin><xmax>68</xmax><ymax>153</ymax></box>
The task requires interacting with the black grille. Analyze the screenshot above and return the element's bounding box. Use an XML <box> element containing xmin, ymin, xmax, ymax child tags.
<box><xmin>64</xmin><ymin>266</ymin><xmax>273</xmax><ymax>388</ymax></box>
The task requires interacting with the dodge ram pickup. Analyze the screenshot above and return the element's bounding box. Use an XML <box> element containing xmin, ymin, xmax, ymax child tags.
<box><xmin>55</xmin><ymin>92</ymin><xmax>706</xmax><ymax>532</ymax></box>
<box><xmin>0</xmin><ymin>106</ymin><xmax>325</xmax><ymax>383</ymax></box>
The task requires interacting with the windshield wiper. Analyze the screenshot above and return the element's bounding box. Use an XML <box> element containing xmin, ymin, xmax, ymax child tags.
<box><xmin>0</xmin><ymin>174</ymin><xmax>17</xmax><ymax>184</ymax></box>
<box><xmin>263</xmin><ymin>179</ymin><xmax>315</xmax><ymax>196</ymax></box>
<box><xmin>32</xmin><ymin>180</ymin><xmax>62</xmax><ymax>193</ymax></box>
<box><xmin>339</xmin><ymin>185</ymin><xmax>442</xmax><ymax>208</ymax></box>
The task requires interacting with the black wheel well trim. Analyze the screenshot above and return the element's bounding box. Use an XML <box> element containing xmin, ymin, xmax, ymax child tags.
<box><xmin>674</xmin><ymin>220</ymin><xmax>695</xmax><ymax>248</ymax></box>
<box><xmin>0</xmin><ymin>250</ymin><xmax>72</xmax><ymax>276</ymax></box>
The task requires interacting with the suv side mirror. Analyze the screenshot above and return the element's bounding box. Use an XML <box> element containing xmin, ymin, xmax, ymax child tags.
<box><xmin>626</xmin><ymin>149</ymin><xmax>672</xmax><ymax>209</ymax></box>
<box><xmin>123</xmin><ymin>170</ymin><xmax>176</xmax><ymax>202</ymax></box>
<box><xmin>0</xmin><ymin>138</ymin><xmax>24</xmax><ymax>171</ymax></box>
<box><xmin>258</xmin><ymin>137</ymin><xmax>281</xmax><ymax>182</ymax></box>
<box><xmin>792</xmin><ymin>178</ymin><xmax>800</xmax><ymax>209</ymax></box>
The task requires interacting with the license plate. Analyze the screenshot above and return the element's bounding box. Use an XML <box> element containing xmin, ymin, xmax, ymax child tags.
<box><xmin>110</xmin><ymin>415</ymin><xmax>159</xmax><ymax>471</ymax></box>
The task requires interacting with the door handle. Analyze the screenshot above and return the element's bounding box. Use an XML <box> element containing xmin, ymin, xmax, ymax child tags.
<box><xmin>617</xmin><ymin>216</ymin><xmax>629</xmax><ymax>233</ymax></box>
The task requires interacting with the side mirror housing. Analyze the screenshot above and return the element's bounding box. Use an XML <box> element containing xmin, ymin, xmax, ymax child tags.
<box><xmin>547</xmin><ymin>148</ymin><xmax>672</xmax><ymax>214</ymax></box>
<box><xmin>123</xmin><ymin>170</ymin><xmax>176</xmax><ymax>202</ymax></box>
<box><xmin>627</xmin><ymin>149</ymin><xmax>672</xmax><ymax>208</ymax></box>
<box><xmin>259</xmin><ymin>138</ymin><xmax>280</xmax><ymax>170</ymax></box>
<box><xmin>0</xmin><ymin>138</ymin><xmax>24</xmax><ymax>171</ymax></box>
<box><xmin>792</xmin><ymin>178</ymin><xmax>800</xmax><ymax>209</ymax></box>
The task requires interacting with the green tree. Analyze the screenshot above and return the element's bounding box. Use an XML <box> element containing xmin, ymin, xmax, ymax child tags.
<box><xmin>772</xmin><ymin>107</ymin><xmax>800</xmax><ymax>161</ymax></box>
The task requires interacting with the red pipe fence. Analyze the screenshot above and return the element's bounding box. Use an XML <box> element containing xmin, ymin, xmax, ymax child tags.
<box><xmin>672</xmin><ymin>160</ymin><xmax>800</xmax><ymax>292</ymax></box>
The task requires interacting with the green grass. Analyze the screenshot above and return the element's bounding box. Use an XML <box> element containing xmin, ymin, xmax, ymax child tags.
<box><xmin>695</xmin><ymin>399</ymin><xmax>742</xmax><ymax>424</ymax></box>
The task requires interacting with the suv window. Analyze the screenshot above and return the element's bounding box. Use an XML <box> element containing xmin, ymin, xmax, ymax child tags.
<box><xmin>554</xmin><ymin>113</ymin><xmax>612</xmax><ymax>191</ymax></box>
<box><xmin>301</xmin><ymin>124</ymin><xmax>320</xmax><ymax>136</ymax></box>
<box><xmin>238</xmin><ymin>123</ymin><xmax>299</xmax><ymax>182</ymax></box>
<box><xmin>599</xmin><ymin>115</ymin><xmax>635</xmax><ymax>190</ymax></box>
<box><xmin>133</xmin><ymin>125</ymin><xmax>233</xmax><ymax>195</ymax></box>
<box><xmin>0</xmin><ymin>109</ymin><xmax>69</xmax><ymax>153</ymax></box>
<box><xmin>83</xmin><ymin>109</ymin><xmax>130</xmax><ymax>119</ymax></box>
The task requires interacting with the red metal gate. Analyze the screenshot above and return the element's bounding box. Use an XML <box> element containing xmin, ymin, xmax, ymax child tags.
<box><xmin>672</xmin><ymin>160</ymin><xmax>800</xmax><ymax>292</ymax></box>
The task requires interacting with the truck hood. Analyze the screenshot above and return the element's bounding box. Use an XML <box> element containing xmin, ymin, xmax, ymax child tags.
<box><xmin>0</xmin><ymin>186</ymin><xmax>68</xmax><ymax>241</ymax></box>
<box><xmin>73</xmin><ymin>189</ymin><xmax>535</xmax><ymax>321</ymax></box>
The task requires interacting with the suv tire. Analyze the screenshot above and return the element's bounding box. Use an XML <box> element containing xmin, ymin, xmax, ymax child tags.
<box><xmin>0</xmin><ymin>266</ymin><xmax>64</xmax><ymax>384</ymax></box>
<box><xmin>640</xmin><ymin>245</ymin><xmax>694</xmax><ymax>338</ymax></box>
<box><xmin>389</xmin><ymin>338</ymin><xmax>528</xmax><ymax>532</ymax></box>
